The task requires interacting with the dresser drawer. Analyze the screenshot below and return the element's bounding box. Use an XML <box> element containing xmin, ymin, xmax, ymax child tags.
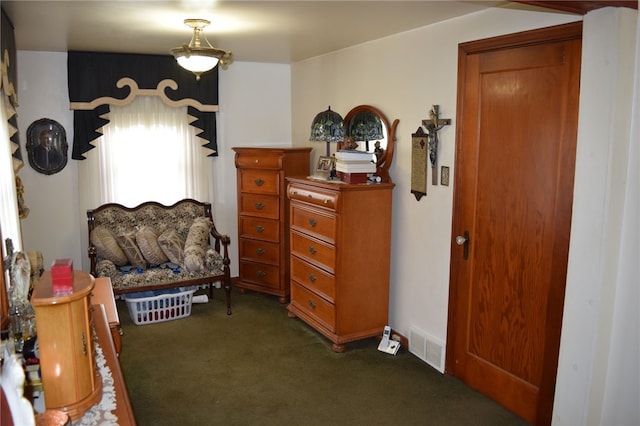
<box><xmin>240</xmin><ymin>194</ymin><xmax>279</xmax><ymax>219</ymax></box>
<box><xmin>290</xmin><ymin>282</ymin><xmax>335</xmax><ymax>331</ymax></box>
<box><xmin>239</xmin><ymin>169</ymin><xmax>280</xmax><ymax>195</ymax></box>
<box><xmin>288</xmin><ymin>184</ymin><xmax>338</xmax><ymax>211</ymax></box>
<box><xmin>239</xmin><ymin>260</ymin><xmax>280</xmax><ymax>289</ymax></box>
<box><xmin>239</xmin><ymin>217</ymin><xmax>279</xmax><ymax>242</ymax></box>
<box><xmin>290</xmin><ymin>256</ymin><xmax>335</xmax><ymax>302</ymax></box>
<box><xmin>236</xmin><ymin>153</ymin><xmax>283</xmax><ymax>169</ymax></box>
<box><xmin>290</xmin><ymin>230</ymin><xmax>335</xmax><ymax>273</ymax></box>
<box><xmin>240</xmin><ymin>238</ymin><xmax>279</xmax><ymax>265</ymax></box>
<box><xmin>290</xmin><ymin>204</ymin><xmax>336</xmax><ymax>244</ymax></box>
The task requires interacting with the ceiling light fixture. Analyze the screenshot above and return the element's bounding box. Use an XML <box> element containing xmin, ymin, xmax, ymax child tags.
<box><xmin>170</xmin><ymin>18</ymin><xmax>232</xmax><ymax>81</ymax></box>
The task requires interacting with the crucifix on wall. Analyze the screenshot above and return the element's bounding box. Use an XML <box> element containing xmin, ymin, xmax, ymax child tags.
<box><xmin>422</xmin><ymin>105</ymin><xmax>451</xmax><ymax>186</ymax></box>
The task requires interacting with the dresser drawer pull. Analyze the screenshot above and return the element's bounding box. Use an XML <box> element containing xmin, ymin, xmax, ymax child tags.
<box><xmin>256</xmin><ymin>248</ymin><xmax>265</xmax><ymax>256</ymax></box>
<box><xmin>256</xmin><ymin>270</ymin><xmax>266</xmax><ymax>278</ymax></box>
<box><xmin>254</xmin><ymin>178</ymin><xmax>264</xmax><ymax>187</ymax></box>
<box><xmin>256</xmin><ymin>225</ymin><xmax>265</xmax><ymax>233</ymax></box>
<box><xmin>308</xmin><ymin>300</ymin><xmax>316</xmax><ymax>309</ymax></box>
<box><xmin>308</xmin><ymin>273</ymin><xmax>316</xmax><ymax>282</ymax></box>
<box><xmin>308</xmin><ymin>218</ymin><xmax>317</xmax><ymax>227</ymax></box>
<box><xmin>308</xmin><ymin>246</ymin><xmax>316</xmax><ymax>255</ymax></box>
<box><xmin>255</xmin><ymin>202</ymin><xmax>265</xmax><ymax>210</ymax></box>
<box><xmin>323</xmin><ymin>199</ymin><xmax>329</xmax><ymax>204</ymax></box>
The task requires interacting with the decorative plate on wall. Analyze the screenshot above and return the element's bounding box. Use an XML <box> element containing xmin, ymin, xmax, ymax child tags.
<box><xmin>26</xmin><ymin>118</ymin><xmax>68</xmax><ymax>175</ymax></box>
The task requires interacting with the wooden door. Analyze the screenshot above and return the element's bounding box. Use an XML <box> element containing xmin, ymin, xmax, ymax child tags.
<box><xmin>446</xmin><ymin>22</ymin><xmax>582</xmax><ymax>425</ymax></box>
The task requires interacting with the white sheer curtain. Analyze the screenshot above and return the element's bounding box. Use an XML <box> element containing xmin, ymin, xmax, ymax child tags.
<box><xmin>0</xmin><ymin>94</ymin><xmax>22</xmax><ymax>250</ymax></box>
<box><xmin>86</xmin><ymin>96</ymin><xmax>210</xmax><ymax>207</ymax></box>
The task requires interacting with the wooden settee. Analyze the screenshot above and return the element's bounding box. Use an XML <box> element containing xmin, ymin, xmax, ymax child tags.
<box><xmin>87</xmin><ymin>199</ymin><xmax>232</xmax><ymax>314</ymax></box>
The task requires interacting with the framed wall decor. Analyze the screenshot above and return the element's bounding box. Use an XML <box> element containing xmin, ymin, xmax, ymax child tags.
<box><xmin>26</xmin><ymin>118</ymin><xmax>68</xmax><ymax>175</ymax></box>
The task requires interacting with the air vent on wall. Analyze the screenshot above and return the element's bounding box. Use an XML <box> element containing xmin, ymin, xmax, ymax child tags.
<box><xmin>409</xmin><ymin>326</ymin><xmax>445</xmax><ymax>373</ymax></box>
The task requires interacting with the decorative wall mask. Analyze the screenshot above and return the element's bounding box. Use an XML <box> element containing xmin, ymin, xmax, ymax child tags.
<box><xmin>26</xmin><ymin>118</ymin><xmax>68</xmax><ymax>175</ymax></box>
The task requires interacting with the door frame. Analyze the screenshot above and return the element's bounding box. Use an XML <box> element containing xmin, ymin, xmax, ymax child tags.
<box><xmin>445</xmin><ymin>22</ymin><xmax>583</xmax><ymax>425</ymax></box>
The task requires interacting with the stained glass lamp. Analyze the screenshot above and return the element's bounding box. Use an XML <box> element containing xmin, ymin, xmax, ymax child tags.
<box><xmin>347</xmin><ymin>110</ymin><xmax>383</xmax><ymax>152</ymax></box>
<box><xmin>309</xmin><ymin>106</ymin><xmax>344</xmax><ymax>156</ymax></box>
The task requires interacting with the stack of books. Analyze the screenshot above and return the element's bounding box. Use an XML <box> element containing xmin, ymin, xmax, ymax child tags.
<box><xmin>334</xmin><ymin>150</ymin><xmax>376</xmax><ymax>184</ymax></box>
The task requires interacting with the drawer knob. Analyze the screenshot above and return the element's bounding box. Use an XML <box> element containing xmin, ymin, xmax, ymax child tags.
<box><xmin>308</xmin><ymin>300</ymin><xmax>316</xmax><ymax>309</ymax></box>
<box><xmin>254</xmin><ymin>178</ymin><xmax>264</xmax><ymax>186</ymax></box>
<box><xmin>308</xmin><ymin>273</ymin><xmax>316</xmax><ymax>282</ymax></box>
<box><xmin>255</xmin><ymin>202</ymin><xmax>264</xmax><ymax>210</ymax></box>
<box><xmin>323</xmin><ymin>199</ymin><xmax>329</xmax><ymax>204</ymax></box>
<box><xmin>308</xmin><ymin>218</ymin><xmax>317</xmax><ymax>227</ymax></box>
<box><xmin>308</xmin><ymin>246</ymin><xmax>316</xmax><ymax>255</ymax></box>
<box><xmin>254</xmin><ymin>159</ymin><xmax>259</xmax><ymax>164</ymax></box>
<box><xmin>256</xmin><ymin>225</ymin><xmax>265</xmax><ymax>233</ymax></box>
<box><xmin>256</xmin><ymin>248</ymin><xmax>265</xmax><ymax>256</ymax></box>
<box><xmin>256</xmin><ymin>270</ymin><xmax>266</xmax><ymax>278</ymax></box>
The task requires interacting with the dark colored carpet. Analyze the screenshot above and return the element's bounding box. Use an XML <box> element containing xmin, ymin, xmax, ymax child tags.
<box><xmin>116</xmin><ymin>289</ymin><xmax>529</xmax><ymax>426</ymax></box>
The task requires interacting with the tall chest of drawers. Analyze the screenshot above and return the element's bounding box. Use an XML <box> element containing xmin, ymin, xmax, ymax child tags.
<box><xmin>286</xmin><ymin>176</ymin><xmax>395</xmax><ymax>352</ymax></box>
<box><xmin>233</xmin><ymin>147</ymin><xmax>312</xmax><ymax>302</ymax></box>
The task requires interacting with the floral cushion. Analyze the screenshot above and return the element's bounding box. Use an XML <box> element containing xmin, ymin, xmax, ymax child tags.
<box><xmin>96</xmin><ymin>248</ymin><xmax>224</xmax><ymax>291</ymax></box>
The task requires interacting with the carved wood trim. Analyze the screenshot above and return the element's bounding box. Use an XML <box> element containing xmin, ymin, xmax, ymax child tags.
<box><xmin>69</xmin><ymin>77</ymin><xmax>219</xmax><ymax>112</ymax></box>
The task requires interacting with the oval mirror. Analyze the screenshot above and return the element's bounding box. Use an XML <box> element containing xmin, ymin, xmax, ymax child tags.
<box><xmin>342</xmin><ymin>105</ymin><xmax>398</xmax><ymax>183</ymax></box>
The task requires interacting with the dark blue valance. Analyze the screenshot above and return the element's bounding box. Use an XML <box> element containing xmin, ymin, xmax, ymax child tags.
<box><xmin>67</xmin><ymin>51</ymin><xmax>219</xmax><ymax>159</ymax></box>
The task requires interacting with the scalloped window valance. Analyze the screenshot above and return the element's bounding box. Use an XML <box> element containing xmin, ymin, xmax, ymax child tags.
<box><xmin>67</xmin><ymin>51</ymin><xmax>220</xmax><ymax>160</ymax></box>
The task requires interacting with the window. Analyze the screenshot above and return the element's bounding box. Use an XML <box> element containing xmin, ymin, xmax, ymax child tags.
<box><xmin>85</xmin><ymin>96</ymin><xmax>211</xmax><ymax>207</ymax></box>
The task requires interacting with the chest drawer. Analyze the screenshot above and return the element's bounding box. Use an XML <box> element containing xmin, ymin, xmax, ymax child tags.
<box><xmin>239</xmin><ymin>169</ymin><xmax>280</xmax><ymax>195</ymax></box>
<box><xmin>290</xmin><ymin>230</ymin><xmax>335</xmax><ymax>273</ymax></box>
<box><xmin>240</xmin><ymin>194</ymin><xmax>279</xmax><ymax>219</ymax></box>
<box><xmin>288</xmin><ymin>184</ymin><xmax>339</xmax><ymax>211</ymax></box>
<box><xmin>290</xmin><ymin>256</ymin><xmax>335</xmax><ymax>302</ymax></box>
<box><xmin>239</xmin><ymin>217</ymin><xmax>279</xmax><ymax>242</ymax></box>
<box><xmin>240</xmin><ymin>238</ymin><xmax>279</xmax><ymax>265</ymax></box>
<box><xmin>290</xmin><ymin>282</ymin><xmax>335</xmax><ymax>331</ymax></box>
<box><xmin>236</xmin><ymin>153</ymin><xmax>283</xmax><ymax>169</ymax></box>
<box><xmin>290</xmin><ymin>204</ymin><xmax>336</xmax><ymax>244</ymax></box>
<box><xmin>239</xmin><ymin>260</ymin><xmax>280</xmax><ymax>289</ymax></box>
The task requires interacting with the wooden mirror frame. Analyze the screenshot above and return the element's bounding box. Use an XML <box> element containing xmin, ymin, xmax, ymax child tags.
<box><xmin>341</xmin><ymin>105</ymin><xmax>399</xmax><ymax>183</ymax></box>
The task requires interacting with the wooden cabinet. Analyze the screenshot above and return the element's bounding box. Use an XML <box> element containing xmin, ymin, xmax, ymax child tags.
<box><xmin>30</xmin><ymin>271</ymin><xmax>102</xmax><ymax>420</ymax></box>
<box><xmin>286</xmin><ymin>177</ymin><xmax>395</xmax><ymax>352</ymax></box>
<box><xmin>233</xmin><ymin>147</ymin><xmax>312</xmax><ymax>303</ymax></box>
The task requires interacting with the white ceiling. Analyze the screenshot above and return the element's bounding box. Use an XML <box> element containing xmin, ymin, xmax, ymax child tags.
<box><xmin>0</xmin><ymin>1</ymin><xmax>555</xmax><ymax>64</ymax></box>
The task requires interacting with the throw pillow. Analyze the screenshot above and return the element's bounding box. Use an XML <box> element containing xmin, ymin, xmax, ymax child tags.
<box><xmin>90</xmin><ymin>226</ymin><xmax>128</xmax><ymax>266</ymax></box>
<box><xmin>183</xmin><ymin>217</ymin><xmax>212</xmax><ymax>272</ymax></box>
<box><xmin>136</xmin><ymin>226</ymin><xmax>168</xmax><ymax>265</ymax></box>
<box><xmin>116</xmin><ymin>230</ymin><xmax>147</xmax><ymax>269</ymax></box>
<box><xmin>157</xmin><ymin>228</ymin><xmax>185</xmax><ymax>265</ymax></box>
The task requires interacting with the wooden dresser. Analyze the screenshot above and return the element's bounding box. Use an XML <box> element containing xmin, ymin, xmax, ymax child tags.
<box><xmin>286</xmin><ymin>176</ymin><xmax>395</xmax><ymax>352</ymax></box>
<box><xmin>233</xmin><ymin>147</ymin><xmax>312</xmax><ymax>302</ymax></box>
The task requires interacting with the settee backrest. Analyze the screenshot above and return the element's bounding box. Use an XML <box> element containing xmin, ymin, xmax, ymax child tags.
<box><xmin>87</xmin><ymin>199</ymin><xmax>212</xmax><ymax>243</ymax></box>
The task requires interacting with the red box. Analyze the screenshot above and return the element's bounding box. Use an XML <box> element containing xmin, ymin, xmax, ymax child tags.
<box><xmin>337</xmin><ymin>171</ymin><xmax>368</xmax><ymax>184</ymax></box>
<box><xmin>51</xmin><ymin>258</ymin><xmax>73</xmax><ymax>294</ymax></box>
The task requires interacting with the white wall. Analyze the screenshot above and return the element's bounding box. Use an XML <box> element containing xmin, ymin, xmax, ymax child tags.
<box><xmin>16</xmin><ymin>56</ymin><xmax>292</xmax><ymax>279</ymax></box>
<box><xmin>16</xmin><ymin>51</ymin><xmax>79</xmax><ymax>269</ymax></box>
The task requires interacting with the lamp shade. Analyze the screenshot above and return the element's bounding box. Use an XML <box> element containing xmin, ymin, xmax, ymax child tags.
<box><xmin>310</xmin><ymin>106</ymin><xmax>344</xmax><ymax>156</ymax></box>
<box><xmin>347</xmin><ymin>110</ymin><xmax>383</xmax><ymax>142</ymax></box>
